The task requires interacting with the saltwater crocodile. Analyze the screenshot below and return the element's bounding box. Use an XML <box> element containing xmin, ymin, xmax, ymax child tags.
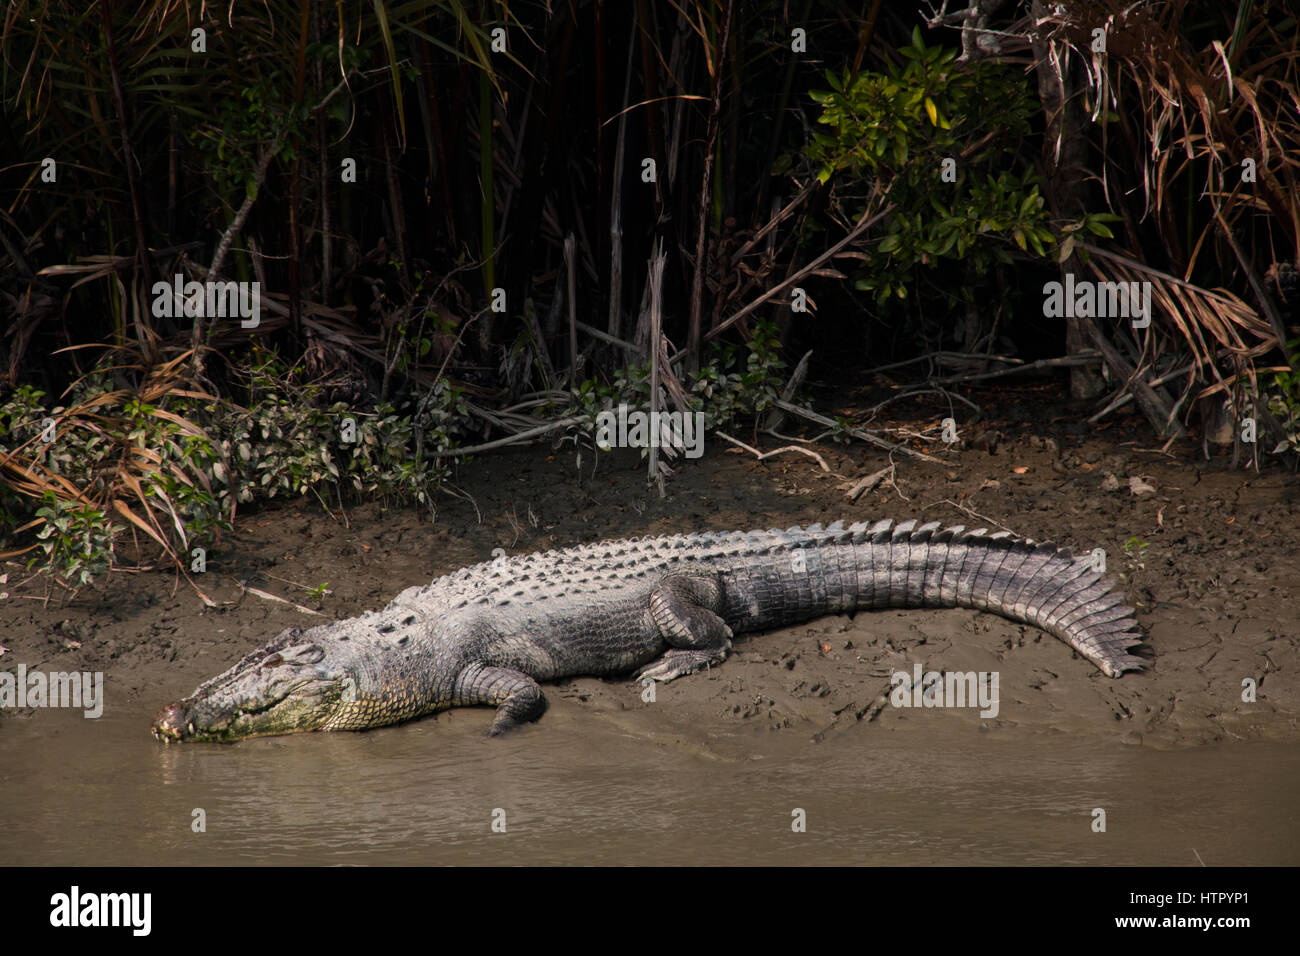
<box><xmin>151</xmin><ymin>519</ymin><xmax>1146</xmax><ymax>741</ymax></box>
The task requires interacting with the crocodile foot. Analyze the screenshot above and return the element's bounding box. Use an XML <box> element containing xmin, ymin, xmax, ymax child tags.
<box><xmin>634</xmin><ymin>645</ymin><xmax>731</xmax><ymax>683</ymax></box>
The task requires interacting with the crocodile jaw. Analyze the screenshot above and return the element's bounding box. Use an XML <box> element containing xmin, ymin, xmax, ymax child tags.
<box><xmin>151</xmin><ymin>634</ymin><xmax>348</xmax><ymax>742</ymax></box>
<box><xmin>151</xmin><ymin>677</ymin><xmax>342</xmax><ymax>742</ymax></box>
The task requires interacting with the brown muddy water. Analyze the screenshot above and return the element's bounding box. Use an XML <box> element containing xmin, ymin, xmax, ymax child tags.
<box><xmin>2</xmin><ymin>696</ymin><xmax>1296</xmax><ymax>865</ymax></box>
<box><xmin>3</xmin><ymin>387</ymin><xmax>1299</xmax><ymax>865</ymax></box>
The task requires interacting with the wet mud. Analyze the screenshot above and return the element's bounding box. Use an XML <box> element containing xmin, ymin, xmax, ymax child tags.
<box><xmin>3</xmin><ymin>383</ymin><xmax>1297</xmax><ymax>864</ymax></box>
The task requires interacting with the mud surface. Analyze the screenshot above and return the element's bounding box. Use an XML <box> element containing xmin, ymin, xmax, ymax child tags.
<box><xmin>2</xmin><ymin>381</ymin><xmax>1298</xmax><ymax>864</ymax></box>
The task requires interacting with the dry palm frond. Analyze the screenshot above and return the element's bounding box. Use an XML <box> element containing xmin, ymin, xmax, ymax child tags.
<box><xmin>0</xmin><ymin>340</ymin><xmax>220</xmax><ymax>576</ymax></box>
<box><xmin>1080</xmin><ymin>241</ymin><xmax>1274</xmax><ymax>362</ymax></box>
<box><xmin>1030</xmin><ymin>0</ymin><xmax>1298</xmax><ymax>452</ymax></box>
<box><xmin>1078</xmin><ymin>240</ymin><xmax>1284</xmax><ymax>436</ymax></box>
<box><xmin>1034</xmin><ymin>1</ymin><xmax>1300</xmax><ymax>259</ymax></box>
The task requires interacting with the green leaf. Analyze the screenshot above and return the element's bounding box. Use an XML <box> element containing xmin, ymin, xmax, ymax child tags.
<box><xmin>893</xmin><ymin>135</ymin><xmax>908</xmax><ymax>166</ymax></box>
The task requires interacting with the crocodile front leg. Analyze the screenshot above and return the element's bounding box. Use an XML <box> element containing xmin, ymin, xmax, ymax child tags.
<box><xmin>635</xmin><ymin>573</ymin><xmax>734</xmax><ymax>682</ymax></box>
<box><xmin>454</xmin><ymin>663</ymin><xmax>547</xmax><ymax>735</ymax></box>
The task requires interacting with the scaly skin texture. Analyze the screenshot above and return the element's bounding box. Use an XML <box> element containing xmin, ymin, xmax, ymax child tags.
<box><xmin>151</xmin><ymin>519</ymin><xmax>1147</xmax><ymax>742</ymax></box>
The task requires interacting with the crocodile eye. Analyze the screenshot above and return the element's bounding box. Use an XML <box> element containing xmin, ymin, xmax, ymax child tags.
<box><xmin>263</xmin><ymin>653</ymin><xmax>287</xmax><ymax>667</ymax></box>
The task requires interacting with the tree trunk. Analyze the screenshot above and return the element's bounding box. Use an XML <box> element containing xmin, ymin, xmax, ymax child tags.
<box><xmin>1030</xmin><ymin>1</ymin><xmax>1104</xmax><ymax>400</ymax></box>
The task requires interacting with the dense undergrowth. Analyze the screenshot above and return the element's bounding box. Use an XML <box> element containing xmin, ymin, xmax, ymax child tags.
<box><xmin>0</xmin><ymin>326</ymin><xmax>788</xmax><ymax>590</ymax></box>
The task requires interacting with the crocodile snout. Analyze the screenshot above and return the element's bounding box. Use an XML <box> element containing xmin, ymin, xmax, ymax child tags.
<box><xmin>151</xmin><ymin>701</ymin><xmax>192</xmax><ymax>742</ymax></box>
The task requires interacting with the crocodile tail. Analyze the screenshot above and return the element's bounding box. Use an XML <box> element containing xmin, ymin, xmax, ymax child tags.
<box><xmin>845</xmin><ymin>518</ymin><xmax>1147</xmax><ymax>677</ymax></box>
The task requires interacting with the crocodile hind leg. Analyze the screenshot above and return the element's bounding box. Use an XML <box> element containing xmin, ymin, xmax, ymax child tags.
<box><xmin>454</xmin><ymin>664</ymin><xmax>547</xmax><ymax>735</ymax></box>
<box><xmin>635</xmin><ymin>573</ymin><xmax>734</xmax><ymax>682</ymax></box>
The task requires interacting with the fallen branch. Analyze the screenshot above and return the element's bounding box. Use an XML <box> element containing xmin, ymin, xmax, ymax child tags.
<box><xmin>1087</xmin><ymin>361</ymin><xmax>1199</xmax><ymax>422</ymax></box>
<box><xmin>439</xmin><ymin>416</ymin><xmax>586</xmax><ymax>457</ymax></box>
<box><xmin>764</xmin><ymin>348</ymin><xmax>813</xmax><ymax>431</ymax></box>
<box><xmin>770</xmin><ymin>399</ymin><xmax>941</xmax><ymax>463</ymax></box>
<box><xmin>716</xmin><ymin>431</ymin><xmax>830</xmax><ymax>471</ymax></box>
<box><xmin>925</xmin><ymin>351</ymin><xmax>1101</xmax><ymax>386</ymax></box>
<box><xmin>576</xmin><ymin>320</ymin><xmax>638</xmax><ymax>354</ymax></box>
<box><xmin>866</xmin><ymin>387</ymin><xmax>981</xmax><ymax>418</ymax></box>
<box><xmin>1087</xmin><ymin>342</ymin><xmax>1279</xmax><ymax>423</ymax></box>
<box><xmin>235</xmin><ymin>581</ymin><xmax>325</xmax><ymax>616</ymax></box>
<box><xmin>863</xmin><ymin>351</ymin><xmax>1023</xmax><ymax>377</ymax></box>
<box><xmin>846</xmin><ymin>465</ymin><xmax>894</xmax><ymax>501</ymax></box>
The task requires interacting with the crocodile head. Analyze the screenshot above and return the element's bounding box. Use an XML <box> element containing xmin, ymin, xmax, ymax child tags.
<box><xmin>152</xmin><ymin>629</ymin><xmax>352</xmax><ymax>742</ymax></box>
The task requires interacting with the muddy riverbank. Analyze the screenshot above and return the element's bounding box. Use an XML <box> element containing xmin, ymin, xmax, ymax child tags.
<box><xmin>3</xmin><ymin>382</ymin><xmax>1297</xmax><ymax>864</ymax></box>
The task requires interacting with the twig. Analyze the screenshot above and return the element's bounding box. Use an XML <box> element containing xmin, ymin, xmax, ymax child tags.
<box><xmin>665</xmin><ymin>194</ymin><xmax>894</xmax><ymax>364</ymax></box>
<box><xmin>234</xmin><ymin>580</ymin><xmax>325</xmax><ymax>616</ymax></box>
<box><xmin>764</xmin><ymin>348</ymin><xmax>813</xmax><ymax>431</ymax></box>
<box><xmin>686</xmin><ymin>0</ymin><xmax>733</xmax><ymax>364</ymax></box>
<box><xmin>926</xmin><ymin>498</ymin><xmax>1017</xmax><ymax>534</ymax></box>
<box><xmin>439</xmin><ymin>416</ymin><xmax>585</xmax><ymax>457</ymax></box>
<box><xmin>763</xmin><ymin>428</ymin><xmax>818</xmax><ymax>444</ymax></box>
<box><xmin>770</xmin><ymin>398</ymin><xmax>941</xmax><ymax>463</ymax></box>
<box><xmin>262</xmin><ymin>572</ymin><xmax>333</xmax><ymax>596</ymax></box>
<box><xmin>442</xmin><ymin>482</ymin><xmax>481</xmax><ymax>524</ymax></box>
<box><xmin>208</xmin><ymin>131</ymin><xmax>285</xmax><ymax>283</ymax></box>
<box><xmin>1088</xmin><ymin>360</ymin><xmax>1202</xmax><ymax>422</ymax></box>
<box><xmin>883</xmin><ymin>457</ymin><xmax>911</xmax><ymax>502</ymax></box>
<box><xmin>606</xmin><ymin>22</ymin><xmax>634</xmax><ymax>341</ymax></box>
<box><xmin>576</xmin><ymin>320</ymin><xmax>638</xmax><ymax>355</ymax></box>
<box><xmin>866</xmin><ymin>387</ymin><xmax>981</xmax><ymax>418</ymax></box>
<box><xmin>728</xmin><ymin>181</ymin><xmax>818</xmax><ymax>268</ymax></box>
<box><xmin>705</xmin><ymin>198</ymin><xmax>896</xmax><ymax>344</ymax></box>
<box><xmin>648</xmin><ymin>246</ymin><xmax>665</xmax><ymax>489</ymax></box>
<box><xmin>565</xmin><ymin>234</ymin><xmax>578</xmax><ymax>387</ymax></box>
<box><xmin>846</xmin><ymin>465</ymin><xmax>894</xmax><ymax>501</ymax></box>
<box><xmin>715</xmin><ymin>431</ymin><xmax>830</xmax><ymax>471</ymax></box>
<box><xmin>1214</xmin><ymin>208</ymin><xmax>1288</xmax><ymax>349</ymax></box>
<box><xmin>498</xmin><ymin>396</ymin><xmax>570</xmax><ymax>414</ymax></box>
<box><xmin>925</xmin><ymin>352</ymin><xmax>1101</xmax><ymax>385</ymax></box>
<box><xmin>863</xmin><ymin>350</ymin><xmax>1023</xmax><ymax>377</ymax></box>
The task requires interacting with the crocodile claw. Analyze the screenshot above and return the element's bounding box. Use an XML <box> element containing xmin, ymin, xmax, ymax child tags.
<box><xmin>634</xmin><ymin>648</ymin><xmax>726</xmax><ymax>683</ymax></box>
